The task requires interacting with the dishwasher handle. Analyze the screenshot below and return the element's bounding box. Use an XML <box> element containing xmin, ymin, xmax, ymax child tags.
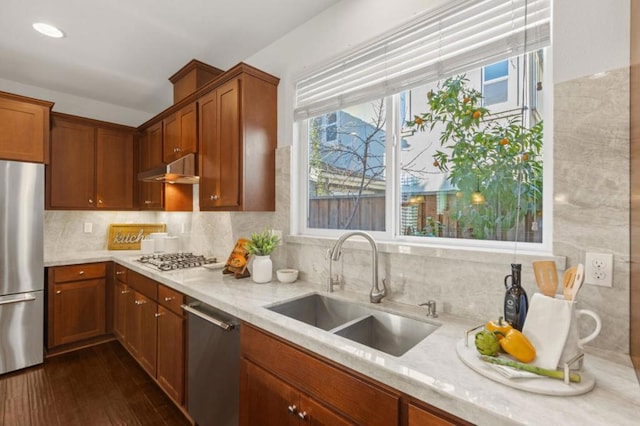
<box><xmin>181</xmin><ymin>303</ymin><xmax>236</xmax><ymax>331</ymax></box>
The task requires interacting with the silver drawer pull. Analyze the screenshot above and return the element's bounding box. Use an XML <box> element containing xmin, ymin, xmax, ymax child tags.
<box><xmin>135</xmin><ymin>300</ymin><xmax>146</xmax><ymax>305</ymax></box>
<box><xmin>164</xmin><ymin>296</ymin><xmax>174</xmax><ymax>302</ymax></box>
<box><xmin>116</xmin><ymin>271</ymin><xmax>125</xmax><ymax>275</ymax></box>
<box><xmin>155</xmin><ymin>312</ymin><xmax>165</xmax><ymax>318</ymax></box>
<box><xmin>121</xmin><ymin>290</ymin><xmax>129</xmax><ymax>294</ymax></box>
<box><xmin>79</xmin><ymin>270</ymin><xmax>85</xmax><ymax>275</ymax></box>
<box><xmin>298</xmin><ymin>411</ymin><xmax>307</xmax><ymax>420</ymax></box>
<box><xmin>287</xmin><ymin>405</ymin><xmax>297</xmax><ymax>414</ymax></box>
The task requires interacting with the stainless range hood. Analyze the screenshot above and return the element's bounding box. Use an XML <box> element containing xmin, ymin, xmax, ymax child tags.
<box><xmin>138</xmin><ymin>153</ymin><xmax>199</xmax><ymax>184</ymax></box>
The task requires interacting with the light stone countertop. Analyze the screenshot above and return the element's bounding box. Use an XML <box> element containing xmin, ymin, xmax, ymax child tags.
<box><xmin>45</xmin><ymin>251</ymin><xmax>640</xmax><ymax>425</ymax></box>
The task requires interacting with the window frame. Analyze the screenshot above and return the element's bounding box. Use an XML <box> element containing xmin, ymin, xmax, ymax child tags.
<box><xmin>294</xmin><ymin>47</ymin><xmax>553</xmax><ymax>255</ymax></box>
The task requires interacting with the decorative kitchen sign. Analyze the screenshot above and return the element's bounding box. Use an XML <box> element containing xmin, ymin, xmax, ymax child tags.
<box><xmin>107</xmin><ymin>224</ymin><xmax>167</xmax><ymax>250</ymax></box>
<box><xmin>223</xmin><ymin>238</ymin><xmax>251</xmax><ymax>278</ymax></box>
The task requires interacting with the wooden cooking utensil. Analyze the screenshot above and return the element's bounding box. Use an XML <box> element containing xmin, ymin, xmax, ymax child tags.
<box><xmin>532</xmin><ymin>261</ymin><xmax>558</xmax><ymax>297</ymax></box>
<box><xmin>570</xmin><ymin>264</ymin><xmax>585</xmax><ymax>301</ymax></box>
<box><xmin>562</xmin><ymin>266</ymin><xmax>577</xmax><ymax>300</ymax></box>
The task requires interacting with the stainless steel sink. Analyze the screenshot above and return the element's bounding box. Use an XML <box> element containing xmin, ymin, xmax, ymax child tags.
<box><xmin>267</xmin><ymin>293</ymin><xmax>370</xmax><ymax>331</ymax></box>
<box><xmin>333</xmin><ymin>312</ymin><xmax>440</xmax><ymax>357</ymax></box>
<box><xmin>267</xmin><ymin>294</ymin><xmax>439</xmax><ymax>356</ymax></box>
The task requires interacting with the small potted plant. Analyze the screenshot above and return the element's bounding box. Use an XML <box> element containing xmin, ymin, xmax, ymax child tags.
<box><xmin>245</xmin><ymin>229</ymin><xmax>280</xmax><ymax>283</ymax></box>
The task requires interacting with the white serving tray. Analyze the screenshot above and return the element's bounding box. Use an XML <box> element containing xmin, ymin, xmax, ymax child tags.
<box><xmin>456</xmin><ymin>338</ymin><xmax>595</xmax><ymax>396</ymax></box>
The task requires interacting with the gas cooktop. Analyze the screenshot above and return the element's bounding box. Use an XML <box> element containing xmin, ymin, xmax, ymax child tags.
<box><xmin>136</xmin><ymin>253</ymin><xmax>217</xmax><ymax>272</ymax></box>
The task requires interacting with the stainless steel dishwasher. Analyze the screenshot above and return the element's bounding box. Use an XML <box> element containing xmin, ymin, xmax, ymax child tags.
<box><xmin>182</xmin><ymin>298</ymin><xmax>240</xmax><ymax>426</ymax></box>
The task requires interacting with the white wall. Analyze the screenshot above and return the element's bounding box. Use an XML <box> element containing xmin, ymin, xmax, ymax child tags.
<box><xmin>0</xmin><ymin>77</ymin><xmax>151</xmax><ymax>126</ymax></box>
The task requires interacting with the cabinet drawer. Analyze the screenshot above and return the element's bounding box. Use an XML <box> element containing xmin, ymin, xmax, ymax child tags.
<box><xmin>127</xmin><ymin>270</ymin><xmax>158</xmax><ymax>302</ymax></box>
<box><xmin>241</xmin><ymin>325</ymin><xmax>399</xmax><ymax>426</ymax></box>
<box><xmin>115</xmin><ymin>264</ymin><xmax>128</xmax><ymax>283</ymax></box>
<box><xmin>158</xmin><ymin>285</ymin><xmax>185</xmax><ymax>315</ymax></box>
<box><xmin>53</xmin><ymin>263</ymin><xmax>106</xmax><ymax>283</ymax></box>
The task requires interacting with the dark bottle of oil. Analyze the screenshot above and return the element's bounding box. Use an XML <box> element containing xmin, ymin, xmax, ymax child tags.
<box><xmin>503</xmin><ymin>263</ymin><xmax>528</xmax><ymax>331</ymax></box>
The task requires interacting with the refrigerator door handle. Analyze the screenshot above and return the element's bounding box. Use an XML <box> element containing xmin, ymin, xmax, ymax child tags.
<box><xmin>0</xmin><ymin>293</ymin><xmax>37</xmax><ymax>306</ymax></box>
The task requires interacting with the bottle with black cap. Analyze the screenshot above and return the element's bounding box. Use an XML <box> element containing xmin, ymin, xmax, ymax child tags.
<box><xmin>503</xmin><ymin>263</ymin><xmax>528</xmax><ymax>331</ymax></box>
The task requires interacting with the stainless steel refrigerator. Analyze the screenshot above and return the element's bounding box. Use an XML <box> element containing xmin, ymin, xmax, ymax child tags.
<box><xmin>0</xmin><ymin>159</ymin><xmax>44</xmax><ymax>375</ymax></box>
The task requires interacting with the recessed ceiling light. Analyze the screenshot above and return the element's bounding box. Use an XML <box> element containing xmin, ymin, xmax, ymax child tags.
<box><xmin>32</xmin><ymin>22</ymin><xmax>65</xmax><ymax>38</ymax></box>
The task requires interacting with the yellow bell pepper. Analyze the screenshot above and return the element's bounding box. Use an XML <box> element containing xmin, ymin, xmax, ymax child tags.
<box><xmin>496</xmin><ymin>329</ymin><xmax>536</xmax><ymax>363</ymax></box>
<box><xmin>485</xmin><ymin>316</ymin><xmax>512</xmax><ymax>340</ymax></box>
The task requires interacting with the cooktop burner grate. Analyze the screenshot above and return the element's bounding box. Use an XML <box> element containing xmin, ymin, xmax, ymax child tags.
<box><xmin>136</xmin><ymin>253</ymin><xmax>217</xmax><ymax>271</ymax></box>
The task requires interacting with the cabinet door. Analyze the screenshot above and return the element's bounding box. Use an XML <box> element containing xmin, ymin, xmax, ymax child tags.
<box><xmin>163</xmin><ymin>112</ymin><xmax>180</xmax><ymax>163</ymax></box>
<box><xmin>125</xmin><ymin>289</ymin><xmax>141</xmax><ymax>358</ymax></box>
<box><xmin>49</xmin><ymin>118</ymin><xmax>96</xmax><ymax>209</ymax></box>
<box><xmin>113</xmin><ymin>280</ymin><xmax>129</xmax><ymax>343</ymax></box>
<box><xmin>139</xmin><ymin>121</ymin><xmax>164</xmax><ymax>209</ymax></box>
<box><xmin>199</xmin><ymin>79</ymin><xmax>240</xmax><ymax>210</ymax></box>
<box><xmin>157</xmin><ymin>306</ymin><xmax>185</xmax><ymax>405</ymax></box>
<box><xmin>49</xmin><ymin>278</ymin><xmax>106</xmax><ymax>347</ymax></box>
<box><xmin>96</xmin><ymin>127</ymin><xmax>134</xmax><ymax>209</ymax></box>
<box><xmin>241</xmin><ymin>360</ymin><xmax>298</xmax><ymax>426</ymax></box>
<box><xmin>299</xmin><ymin>394</ymin><xmax>354</xmax><ymax>426</ymax></box>
<box><xmin>407</xmin><ymin>403</ymin><xmax>456</xmax><ymax>426</ymax></box>
<box><xmin>137</xmin><ymin>293</ymin><xmax>158</xmax><ymax>377</ymax></box>
<box><xmin>0</xmin><ymin>95</ymin><xmax>49</xmax><ymax>163</ymax></box>
<box><xmin>179</xmin><ymin>102</ymin><xmax>197</xmax><ymax>155</ymax></box>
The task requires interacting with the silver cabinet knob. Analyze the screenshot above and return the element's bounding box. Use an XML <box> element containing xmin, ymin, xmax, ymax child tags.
<box><xmin>287</xmin><ymin>405</ymin><xmax>297</xmax><ymax>414</ymax></box>
<box><xmin>154</xmin><ymin>312</ymin><xmax>165</xmax><ymax>318</ymax></box>
<box><xmin>164</xmin><ymin>297</ymin><xmax>174</xmax><ymax>302</ymax></box>
<box><xmin>298</xmin><ymin>411</ymin><xmax>307</xmax><ymax>420</ymax></box>
<box><xmin>88</xmin><ymin>198</ymin><xmax>93</xmax><ymax>204</ymax></box>
<box><xmin>98</xmin><ymin>199</ymin><xmax>103</xmax><ymax>204</ymax></box>
<box><xmin>55</xmin><ymin>290</ymin><xmax>61</xmax><ymax>294</ymax></box>
<box><xmin>78</xmin><ymin>270</ymin><xmax>85</xmax><ymax>275</ymax></box>
<box><xmin>210</xmin><ymin>194</ymin><xmax>219</xmax><ymax>200</ymax></box>
<box><xmin>120</xmin><ymin>290</ymin><xmax>129</xmax><ymax>294</ymax></box>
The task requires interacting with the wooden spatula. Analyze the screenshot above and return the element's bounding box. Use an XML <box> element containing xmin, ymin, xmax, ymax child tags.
<box><xmin>562</xmin><ymin>266</ymin><xmax>577</xmax><ymax>300</ymax></box>
<box><xmin>532</xmin><ymin>261</ymin><xmax>558</xmax><ymax>296</ymax></box>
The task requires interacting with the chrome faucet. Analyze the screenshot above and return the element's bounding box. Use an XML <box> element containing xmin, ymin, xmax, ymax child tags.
<box><xmin>328</xmin><ymin>231</ymin><xmax>387</xmax><ymax>303</ymax></box>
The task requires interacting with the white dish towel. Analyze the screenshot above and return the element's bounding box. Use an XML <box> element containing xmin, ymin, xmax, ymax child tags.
<box><xmin>521</xmin><ymin>293</ymin><xmax>572</xmax><ymax>370</ymax></box>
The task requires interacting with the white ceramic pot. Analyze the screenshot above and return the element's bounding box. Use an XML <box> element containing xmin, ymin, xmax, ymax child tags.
<box><xmin>252</xmin><ymin>255</ymin><xmax>273</xmax><ymax>283</ymax></box>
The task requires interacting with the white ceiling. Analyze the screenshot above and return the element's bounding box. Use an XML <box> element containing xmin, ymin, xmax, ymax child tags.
<box><xmin>0</xmin><ymin>0</ymin><xmax>340</xmax><ymax>114</ymax></box>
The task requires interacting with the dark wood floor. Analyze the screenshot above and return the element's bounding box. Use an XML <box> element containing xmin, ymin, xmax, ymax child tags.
<box><xmin>0</xmin><ymin>341</ymin><xmax>191</xmax><ymax>426</ymax></box>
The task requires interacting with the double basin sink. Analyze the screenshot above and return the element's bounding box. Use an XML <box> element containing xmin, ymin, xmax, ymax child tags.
<box><xmin>267</xmin><ymin>294</ymin><xmax>440</xmax><ymax>357</ymax></box>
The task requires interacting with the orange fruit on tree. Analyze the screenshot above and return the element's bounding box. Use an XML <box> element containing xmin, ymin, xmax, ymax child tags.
<box><xmin>414</xmin><ymin>117</ymin><xmax>423</xmax><ymax>125</ymax></box>
<box><xmin>522</xmin><ymin>153</ymin><xmax>529</xmax><ymax>161</ymax></box>
<box><xmin>472</xmin><ymin>110</ymin><xmax>481</xmax><ymax>119</ymax></box>
<box><xmin>500</xmin><ymin>138</ymin><xmax>509</xmax><ymax>146</ymax></box>
<box><xmin>433</xmin><ymin>160</ymin><xmax>440</xmax><ymax>167</ymax></box>
<box><xmin>463</xmin><ymin>96</ymin><xmax>471</xmax><ymax>104</ymax></box>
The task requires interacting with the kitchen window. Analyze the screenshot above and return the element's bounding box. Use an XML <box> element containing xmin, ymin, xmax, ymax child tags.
<box><xmin>295</xmin><ymin>0</ymin><xmax>551</xmax><ymax>250</ymax></box>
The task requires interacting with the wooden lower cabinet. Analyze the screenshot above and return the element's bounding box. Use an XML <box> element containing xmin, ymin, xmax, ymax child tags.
<box><xmin>242</xmin><ymin>359</ymin><xmax>352</xmax><ymax>426</ymax></box>
<box><xmin>47</xmin><ymin>263</ymin><xmax>107</xmax><ymax>349</ymax></box>
<box><xmin>241</xmin><ymin>324</ymin><xmax>471</xmax><ymax>426</ymax></box>
<box><xmin>112</xmin><ymin>265</ymin><xmax>186</xmax><ymax>407</ymax></box>
<box><xmin>241</xmin><ymin>324</ymin><xmax>399</xmax><ymax>426</ymax></box>
<box><xmin>157</xmin><ymin>306</ymin><xmax>186</xmax><ymax>405</ymax></box>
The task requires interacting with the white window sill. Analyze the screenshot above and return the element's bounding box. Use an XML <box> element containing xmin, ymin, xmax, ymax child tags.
<box><xmin>284</xmin><ymin>234</ymin><xmax>566</xmax><ymax>270</ymax></box>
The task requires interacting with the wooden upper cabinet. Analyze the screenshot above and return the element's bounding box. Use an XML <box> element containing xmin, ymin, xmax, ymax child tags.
<box><xmin>199</xmin><ymin>68</ymin><xmax>278</xmax><ymax>211</ymax></box>
<box><xmin>163</xmin><ymin>102</ymin><xmax>197</xmax><ymax>163</ymax></box>
<box><xmin>96</xmin><ymin>127</ymin><xmax>134</xmax><ymax>209</ymax></box>
<box><xmin>0</xmin><ymin>91</ymin><xmax>53</xmax><ymax>163</ymax></box>
<box><xmin>139</xmin><ymin>121</ymin><xmax>164</xmax><ymax>210</ymax></box>
<box><xmin>47</xmin><ymin>113</ymin><xmax>135</xmax><ymax>210</ymax></box>
<box><xmin>48</xmin><ymin>117</ymin><xmax>96</xmax><ymax>209</ymax></box>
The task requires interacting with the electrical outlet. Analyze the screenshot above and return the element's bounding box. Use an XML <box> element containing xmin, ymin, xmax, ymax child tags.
<box><xmin>271</xmin><ymin>229</ymin><xmax>283</xmax><ymax>245</ymax></box>
<box><xmin>83</xmin><ymin>222</ymin><xmax>93</xmax><ymax>233</ymax></box>
<box><xmin>584</xmin><ymin>252</ymin><xmax>613</xmax><ymax>287</ymax></box>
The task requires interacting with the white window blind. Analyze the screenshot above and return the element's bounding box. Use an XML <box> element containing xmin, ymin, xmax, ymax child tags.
<box><xmin>294</xmin><ymin>0</ymin><xmax>550</xmax><ymax>120</ymax></box>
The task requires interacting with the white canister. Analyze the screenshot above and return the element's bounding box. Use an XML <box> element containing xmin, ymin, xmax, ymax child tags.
<box><xmin>149</xmin><ymin>232</ymin><xmax>168</xmax><ymax>252</ymax></box>
<box><xmin>140</xmin><ymin>238</ymin><xmax>155</xmax><ymax>254</ymax></box>
<box><xmin>164</xmin><ymin>236</ymin><xmax>179</xmax><ymax>253</ymax></box>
